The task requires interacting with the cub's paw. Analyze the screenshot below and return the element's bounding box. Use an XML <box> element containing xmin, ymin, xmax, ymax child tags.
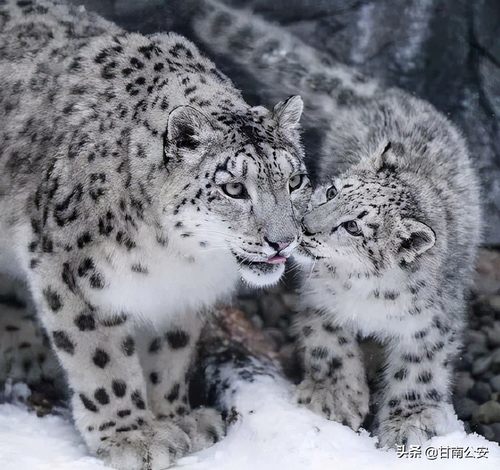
<box><xmin>96</xmin><ymin>420</ymin><xmax>191</xmax><ymax>470</ymax></box>
<box><xmin>175</xmin><ymin>407</ymin><xmax>226</xmax><ymax>452</ymax></box>
<box><xmin>296</xmin><ymin>377</ymin><xmax>369</xmax><ymax>431</ymax></box>
<box><xmin>377</xmin><ymin>403</ymin><xmax>458</xmax><ymax>448</ymax></box>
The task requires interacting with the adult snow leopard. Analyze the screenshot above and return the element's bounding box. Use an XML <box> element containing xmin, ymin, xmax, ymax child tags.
<box><xmin>181</xmin><ymin>0</ymin><xmax>481</xmax><ymax>447</ymax></box>
<box><xmin>0</xmin><ymin>0</ymin><xmax>310</xmax><ymax>467</ymax></box>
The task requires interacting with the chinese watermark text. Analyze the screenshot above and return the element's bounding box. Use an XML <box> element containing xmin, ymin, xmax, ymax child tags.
<box><xmin>396</xmin><ymin>445</ymin><xmax>489</xmax><ymax>459</ymax></box>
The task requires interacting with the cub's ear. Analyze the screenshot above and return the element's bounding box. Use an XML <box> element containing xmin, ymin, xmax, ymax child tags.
<box><xmin>373</xmin><ymin>141</ymin><xmax>399</xmax><ymax>173</ymax></box>
<box><xmin>273</xmin><ymin>95</ymin><xmax>303</xmax><ymax>130</ymax></box>
<box><xmin>397</xmin><ymin>218</ymin><xmax>436</xmax><ymax>263</ymax></box>
<box><xmin>166</xmin><ymin>106</ymin><xmax>214</xmax><ymax>150</ymax></box>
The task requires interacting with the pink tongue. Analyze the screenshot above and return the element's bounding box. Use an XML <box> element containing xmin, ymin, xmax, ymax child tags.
<box><xmin>266</xmin><ymin>255</ymin><xmax>287</xmax><ymax>265</ymax></box>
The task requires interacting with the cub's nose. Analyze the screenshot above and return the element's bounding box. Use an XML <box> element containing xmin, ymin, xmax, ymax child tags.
<box><xmin>264</xmin><ymin>237</ymin><xmax>293</xmax><ymax>253</ymax></box>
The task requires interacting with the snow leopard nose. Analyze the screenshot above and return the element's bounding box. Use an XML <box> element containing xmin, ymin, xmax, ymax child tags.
<box><xmin>264</xmin><ymin>237</ymin><xmax>292</xmax><ymax>253</ymax></box>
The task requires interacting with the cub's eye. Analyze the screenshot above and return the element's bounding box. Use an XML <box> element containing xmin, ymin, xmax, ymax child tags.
<box><xmin>289</xmin><ymin>174</ymin><xmax>306</xmax><ymax>192</ymax></box>
<box><xmin>220</xmin><ymin>182</ymin><xmax>248</xmax><ymax>199</ymax></box>
<box><xmin>326</xmin><ymin>185</ymin><xmax>338</xmax><ymax>200</ymax></box>
<box><xmin>343</xmin><ymin>220</ymin><xmax>362</xmax><ymax>236</ymax></box>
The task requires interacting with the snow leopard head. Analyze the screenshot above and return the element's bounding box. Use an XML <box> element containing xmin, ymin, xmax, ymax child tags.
<box><xmin>296</xmin><ymin>142</ymin><xmax>436</xmax><ymax>275</ymax></box>
<box><xmin>163</xmin><ymin>96</ymin><xmax>311</xmax><ymax>286</ymax></box>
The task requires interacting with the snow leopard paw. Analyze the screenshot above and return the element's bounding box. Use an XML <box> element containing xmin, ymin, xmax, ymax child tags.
<box><xmin>377</xmin><ymin>403</ymin><xmax>458</xmax><ymax>448</ymax></box>
<box><xmin>96</xmin><ymin>420</ymin><xmax>191</xmax><ymax>470</ymax></box>
<box><xmin>174</xmin><ymin>407</ymin><xmax>226</xmax><ymax>453</ymax></box>
<box><xmin>296</xmin><ymin>377</ymin><xmax>369</xmax><ymax>431</ymax></box>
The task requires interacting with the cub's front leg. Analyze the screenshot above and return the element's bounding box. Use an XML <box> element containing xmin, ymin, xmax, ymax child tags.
<box><xmin>140</xmin><ymin>313</ymin><xmax>225</xmax><ymax>452</ymax></box>
<box><xmin>376</xmin><ymin>313</ymin><xmax>460</xmax><ymax>448</ymax></box>
<box><xmin>30</xmin><ymin>255</ymin><xmax>191</xmax><ymax>470</ymax></box>
<box><xmin>295</xmin><ymin>310</ymin><xmax>369</xmax><ymax>430</ymax></box>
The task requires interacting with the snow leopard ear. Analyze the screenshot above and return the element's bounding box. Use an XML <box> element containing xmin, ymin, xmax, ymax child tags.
<box><xmin>374</xmin><ymin>141</ymin><xmax>399</xmax><ymax>173</ymax></box>
<box><xmin>273</xmin><ymin>95</ymin><xmax>303</xmax><ymax>130</ymax></box>
<box><xmin>397</xmin><ymin>219</ymin><xmax>436</xmax><ymax>263</ymax></box>
<box><xmin>167</xmin><ymin>106</ymin><xmax>215</xmax><ymax>150</ymax></box>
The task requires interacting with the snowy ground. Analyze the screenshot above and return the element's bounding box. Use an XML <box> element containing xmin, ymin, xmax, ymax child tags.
<box><xmin>1</xmin><ymin>377</ymin><xmax>499</xmax><ymax>470</ymax></box>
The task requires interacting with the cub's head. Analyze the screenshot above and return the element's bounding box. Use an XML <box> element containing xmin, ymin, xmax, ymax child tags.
<box><xmin>297</xmin><ymin>142</ymin><xmax>436</xmax><ymax>274</ymax></box>
<box><xmin>162</xmin><ymin>96</ymin><xmax>311</xmax><ymax>286</ymax></box>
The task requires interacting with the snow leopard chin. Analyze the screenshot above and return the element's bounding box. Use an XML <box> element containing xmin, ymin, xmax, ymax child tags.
<box><xmin>238</xmin><ymin>261</ymin><xmax>285</xmax><ymax>287</ymax></box>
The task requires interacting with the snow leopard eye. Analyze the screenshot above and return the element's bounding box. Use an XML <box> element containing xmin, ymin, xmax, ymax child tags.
<box><xmin>289</xmin><ymin>174</ymin><xmax>306</xmax><ymax>192</ymax></box>
<box><xmin>343</xmin><ymin>220</ymin><xmax>362</xmax><ymax>236</ymax></box>
<box><xmin>326</xmin><ymin>185</ymin><xmax>338</xmax><ymax>200</ymax></box>
<box><xmin>220</xmin><ymin>182</ymin><xmax>248</xmax><ymax>199</ymax></box>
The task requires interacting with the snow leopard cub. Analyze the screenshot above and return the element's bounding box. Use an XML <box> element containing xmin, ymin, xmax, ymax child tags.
<box><xmin>0</xmin><ymin>0</ymin><xmax>310</xmax><ymax>468</ymax></box>
<box><xmin>294</xmin><ymin>95</ymin><xmax>480</xmax><ymax>447</ymax></box>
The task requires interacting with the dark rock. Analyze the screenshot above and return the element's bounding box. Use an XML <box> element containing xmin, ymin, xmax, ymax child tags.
<box><xmin>472</xmin><ymin>356</ymin><xmax>492</xmax><ymax>376</ymax></box>
<box><xmin>491</xmin><ymin>423</ymin><xmax>500</xmax><ymax>443</ymax></box>
<box><xmin>454</xmin><ymin>397</ymin><xmax>478</xmax><ymax>421</ymax></box>
<box><xmin>475</xmin><ymin>252</ymin><xmax>500</xmax><ymax>296</ymax></box>
<box><xmin>456</xmin><ymin>352</ymin><xmax>474</xmax><ymax>372</ymax></box>
<box><xmin>472</xmin><ymin>299</ymin><xmax>494</xmax><ymax>318</ymax></box>
<box><xmin>474</xmin><ymin>424</ymin><xmax>495</xmax><ymax>441</ymax></box>
<box><xmin>467</xmin><ymin>342</ymin><xmax>488</xmax><ymax>359</ymax></box>
<box><xmin>238</xmin><ymin>299</ymin><xmax>260</xmax><ymax>319</ymax></box>
<box><xmin>259</xmin><ymin>295</ymin><xmax>289</xmax><ymax>328</ymax></box>
<box><xmin>473</xmin><ymin>400</ymin><xmax>500</xmax><ymax>424</ymax></box>
<box><xmin>489</xmin><ymin>296</ymin><xmax>500</xmax><ymax>312</ymax></box>
<box><xmin>465</xmin><ymin>330</ymin><xmax>487</xmax><ymax>347</ymax></box>
<box><xmin>486</xmin><ymin>325</ymin><xmax>500</xmax><ymax>349</ymax></box>
<box><xmin>491</xmin><ymin>350</ymin><xmax>500</xmax><ymax>374</ymax></box>
<box><xmin>454</xmin><ymin>371</ymin><xmax>475</xmax><ymax>397</ymax></box>
<box><xmin>490</xmin><ymin>375</ymin><xmax>500</xmax><ymax>393</ymax></box>
<box><xmin>481</xmin><ymin>371</ymin><xmax>495</xmax><ymax>382</ymax></box>
<box><xmin>469</xmin><ymin>381</ymin><xmax>493</xmax><ymax>404</ymax></box>
<box><xmin>480</xmin><ymin>317</ymin><xmax>496</xmax><ymax>329</ymax></box>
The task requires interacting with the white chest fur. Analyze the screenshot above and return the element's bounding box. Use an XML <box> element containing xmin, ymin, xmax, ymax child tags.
<box><xmin>86</xmin><ymin>230</ymin><xmax>240</xmax><ymax>328</ymax></box>
<box><xmin>304</xmin><ymin>266</ymin><xmax>431</xmax><ymax>340</ymax></box>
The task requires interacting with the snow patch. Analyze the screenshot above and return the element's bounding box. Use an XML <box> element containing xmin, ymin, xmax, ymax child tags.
<box><xmin>1</xmin><ymin>376</ymin><xmax>499</xmax><ymax>470</ymax></box>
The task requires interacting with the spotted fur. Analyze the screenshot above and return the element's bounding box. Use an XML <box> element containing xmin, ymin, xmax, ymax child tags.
<box><xmin>0</xmin><ymin>1</ymin><xmax>310</xmax><ymax>468</ymax></box>
<box><xmin>188</xmin><ymin>0</ymin><xmax>481</xmax><ymax>447</ymax></box>
<box><xmin>295</xmin><ymin>130</ymin><xmax>480</xmax><ymax>446</ymax></box>
<box><xmin>0</xmin><ymin>274</ymin><xmax>61</xmax><ymax>387</ymax></box>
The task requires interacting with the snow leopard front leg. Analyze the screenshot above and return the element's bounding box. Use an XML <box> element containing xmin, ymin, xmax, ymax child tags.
<box><xmin>295</xmin><ymin>309</ymin><xmax>369</xmax><ymax>430</ymax></box>
<box><xmin>140</xmin><ymin>313</ymin><xmax>225</xmax><ymax>452</ymax></box>
<box><xmin>30</xmin><ymin>255</ymin><xmax>191</xmax><ymax>470</ymax></box>
<box><xmin>376</xmin><ymin>310</ymin><xmax>461</xmax><ymax>447</ymax></box>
